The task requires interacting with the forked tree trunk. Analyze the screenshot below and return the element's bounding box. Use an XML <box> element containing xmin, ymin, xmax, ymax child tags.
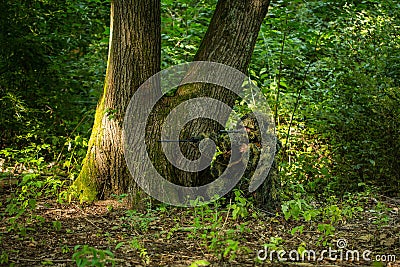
<box><xmin>75</xmin><ymin>0</ymin><xmax>279</xmax><ymax>210</ymax></box>
<box><xmin>73</xmin><ymin>0</ymin><xmax>160</xmax><ymax>201</ymax></box>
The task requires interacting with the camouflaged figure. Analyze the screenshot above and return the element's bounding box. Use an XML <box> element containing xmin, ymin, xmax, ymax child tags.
<box><xmin>205</xmin><ymin>113</ymin><xmax>281</xmax><ymax>211</ymax></box>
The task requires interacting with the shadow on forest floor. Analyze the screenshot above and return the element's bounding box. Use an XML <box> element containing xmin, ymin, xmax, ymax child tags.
<box><xmin>0</xmin><ymin>174</ymin><xmax>399</xmax><ymax>267</ymax></box>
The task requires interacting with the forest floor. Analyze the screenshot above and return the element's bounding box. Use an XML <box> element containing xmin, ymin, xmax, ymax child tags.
<box><xmin>1</xmin><ymin>174</ymin><xmax>399</xmax><ymax>267</ymax></box>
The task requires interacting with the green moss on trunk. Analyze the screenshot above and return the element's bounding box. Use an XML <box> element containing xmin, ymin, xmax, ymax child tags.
<box><xmin>72</xmin><ymin>94</ymin><xmax>106</xmax><ymax>202</ymax></box>
<box><xmin>73</xmin><ymin>156</ymin><xmax>98</xmax><ymax>202</ymax></box>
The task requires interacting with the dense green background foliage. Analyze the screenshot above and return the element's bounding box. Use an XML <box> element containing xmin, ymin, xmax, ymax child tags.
<box><xmin>1</xmin><ymin>0</ymin><xmax>399</xmax><ymax>197</ymax></box>
<box><xmin>0</xmin><ymin>0</ymin><xmax>108</xmax><ymax>160</ymax></box>
<box><xmin>0</xmin><ymin>1</ymin><xmax>399</xmax><ymax>265</ymax></box>
<box><xmin>249</xmin><ymin>0</ymin><xmax>400</xmax><ymax>196</ymax></box>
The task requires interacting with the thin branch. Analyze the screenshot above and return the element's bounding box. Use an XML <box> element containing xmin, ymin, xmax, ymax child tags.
<box><xmin>10</xmin><ymin>258</ymin><xmax>73</xmax><ymax>262</ymax></box>
<box><xmin>274</xmin><ymin>16</ymin><xmax>289</xmax><ymax>126</ymax></box>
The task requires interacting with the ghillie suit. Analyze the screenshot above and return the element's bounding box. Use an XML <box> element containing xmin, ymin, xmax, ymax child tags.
<box><xmin>201</xmin><ymin>113</ymin><xmax>281</xmax><ymax>211</ymax></box>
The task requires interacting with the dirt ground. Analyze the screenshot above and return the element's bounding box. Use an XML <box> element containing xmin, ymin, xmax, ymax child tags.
<box><xmin>1</xmin><ymin>179</ymin><xmax>399</xmax><ymax>267</ymax></box>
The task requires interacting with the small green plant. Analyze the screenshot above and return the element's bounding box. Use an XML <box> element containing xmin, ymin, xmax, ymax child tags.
<box><xmin>297</xmin><ymin>242</ymin><xmax>307</xmax><ymax>256</ymax></box>
<box><xmin>228</xmin><ymin>190</ymin><xmax>251</xmax><ymax>220</ymax></box>
<box><xmin>114</xmin><ymin>242</ymin><xmax>124</xmax><ymax>251</ymax></box>
<box><xmin>187</xmin><ymin>194</ymin><xmax>251</xmax><ymax>261</ymax></box>
<box><xmin>129</xmin><ymin>238</ymin><xmax>150</xmax><ymax>264</ymax></box>
<box><xmin>3</xmin><ymin>171</ymin><xmax>69</xmax><ymax>235</ymax></box>
<box><xmin>223</xmin><ymin>239</ymin><xmax>251</xmax><ymax>261</ymax></box>
<box><xmin>372</xmin><ymin>214</ymin><xmax>390</xmax><ymax>227</ymax></box>
<box><xmin>0</xmin><ymin>251</ymin><xmax>9</xmax><ymax>264</ymax></box>
<box><xmin>317</xmin><ymin>223</ymin><xmax>335</xmax><ymax>246</ymax></box>
<box><xmin>52</xmin><ymin>221</ymin><xmax>62</xmax><ymax>231</ymax></box>
<box><xmin>302</xmin><ymin>209</ymin><xmax>320</xmax><ymax>221</ymax></box>
<box><xmin>166</xmin><ymin>223</ymin><xmax>180</xmax><ymax>239</ymax></box>
<box><xmin>61</xmin><ymin>245</ymin><xmax>70</xmax><ymax>254</ymax></box>
<box><xmin>322</xmin><ymin>204</ymin><xmax>342</xmax><ymax>224</ymax></box>
<box><xmin>342</xmin><ymin>205</ymin><xmax>363</xmax><ymax>220</ymax></box>
<box><xmin>370</xmin><ymin>201</ymin><xmax>392</xmax><ymax>227</ymax></box>
<box><xmin>290</xmin><ymin>225</ymin><xmax>304</xmax><ymax>235</ymax></box>
<box><xmin>122</xmin><ymin>210</ymin><xmax>157</xmax><ymax>233</ymax></box>
<box><xmin>72</xmin><ymin>245</ymin><xmax>115</xmax><ymax>267</ymax></box>
<box><xmin>281</xmin><ymin>196</ymin><xmax>312</xmax><ymax>221</ymax></box>
<box><xmin>263</xmin><ymin>236</ymin><xmax>285</xmax><ymax>251</ymax></box>
<box><xmin>200</xmin><ymin>229</ymin><xmax>250</xmax><ymax>261</ymax></box>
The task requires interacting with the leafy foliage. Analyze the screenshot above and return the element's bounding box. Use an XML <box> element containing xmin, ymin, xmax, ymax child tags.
<box><xmin>251</xmin><ymin>0</ymin><xmax>400</xmax><ymax>196</ymax></box>
<box><xmin>0</xmin><ymin>0</ymin><xmax>109</xmax><ymax>158</ymax></box>
<box><xmin>0</xmin><ymin>0</ymin><xmax>399</xmax><ymax>265</ymax></box>
<box><xmin>72</xmin><ymin>245</ymin><xmax>115</xmax><ymax>267</ymax></box>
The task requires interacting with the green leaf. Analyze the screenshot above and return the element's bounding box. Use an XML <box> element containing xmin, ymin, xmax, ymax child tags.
<box><xmin>115</xmin><ymin>242</ymin><xmax>124</xmax><ymax>250</ymax></box>
<box><xmin>290</xmin><ymin>225</ymin><xmax>304</xmax><ymax>235</ymax></box>
<box><xmin>189</xmin><ymin>259</ymin><xmax>210</xmax><ymax>267</ymax></box>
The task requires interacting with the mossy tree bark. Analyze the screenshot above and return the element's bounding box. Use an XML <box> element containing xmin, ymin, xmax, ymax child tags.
<box><xmin>147</xmin><ymin>0</ymin><xmax>279</xmax><ymax>208</ymax></box>
<box><xmin>73</xmin><ymin>0</ymin><xmax>160</xmax><ymax>201</ymax></box>
<box><xmin>75</xmin><ymin>0</ymin><xmax>279</xmax><ymax>209</ymax></box>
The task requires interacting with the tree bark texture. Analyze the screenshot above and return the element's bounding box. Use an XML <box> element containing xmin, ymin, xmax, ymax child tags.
<box><xmin>75</xmin><ymin>0</ymin><xmax>279</xmax><ymax>210</ymax></box>
<box><xmin>147</xmin><ymin>0</ymin><xmax>276</xmax><ymax>205</ymax></box>
<box><xmin>73</xmin><ymin>0</ymin><xmax>161</xmax><ymax>201</ymax></box>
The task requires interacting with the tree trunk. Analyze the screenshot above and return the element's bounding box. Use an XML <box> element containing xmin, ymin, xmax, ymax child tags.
<box><xmin>151</xmin><ymin>0</ymin><xmax>269</xmax><ymax>180</ymax></box>
<box><xmin>75</xmin><ymin>0</ymin><xmax>279</xmax><ymax>210</ymax></box>
<box><xmin>147</xmin><ymin>0</ymin><xmax>277</xmax><ymax>206</ymax></box>
<box><xmin>73</xmin><ymin>0</ymin><xmax>160</xmax><ymax>201</ymax></box>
